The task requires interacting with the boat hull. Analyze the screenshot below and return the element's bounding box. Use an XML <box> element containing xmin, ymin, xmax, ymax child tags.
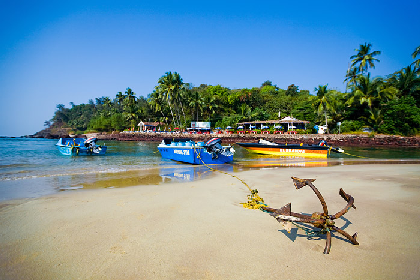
<box><xmin>237</xmin><ymin>143</ymin><xmax>331</xmax><ymax>158</ymax></box>
<box><xmin>56</xmin><ymin>138</ymin><xmax>107</xmax><ymax>156</ymax></box>
<box><xmin>158</xmin><ymin>146</ymin><xmax>233</xmax><ymax>164</ymax></box>
<box><xmin>57</xmin><ymin>145</ymin><xmax>107</xmax><ymax>156</ymax></box>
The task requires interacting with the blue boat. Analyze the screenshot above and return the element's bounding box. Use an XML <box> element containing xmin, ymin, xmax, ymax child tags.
<box><xmin>56</xmin><ymin>137</ymin><xmax>107</xmax><ymax>156</ymax></box>
<box><xmin>158</xmin><ymin>138</ymin><xmax>235</xmax><ymax>165</ymax></box>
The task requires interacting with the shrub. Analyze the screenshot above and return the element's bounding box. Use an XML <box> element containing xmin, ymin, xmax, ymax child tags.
<box><xmin>378</xmin><ymin>96</ymin><xmax>420</xmax><ymax>136</ymax></box>
<box><xmin>339</xmin><ymin>120</ymin><xmax>365</xmax><ymax>133</ymax></box>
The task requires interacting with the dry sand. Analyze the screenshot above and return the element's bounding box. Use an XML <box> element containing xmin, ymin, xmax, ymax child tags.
<box><xmin>1</xmin><ymin>164</ymin><xmax>420</xmax><ymax>279</ymax></box>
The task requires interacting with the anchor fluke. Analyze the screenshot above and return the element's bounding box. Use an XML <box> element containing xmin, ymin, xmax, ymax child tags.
<box><xmin>265</xmin><ymin>177</ymin><xmax>358</xmax><ymax>254</ymax></box>
<box><xmin>291</xmin><ymin>177</ymin><xmax>316</xmax><ymax>189</ymax></box>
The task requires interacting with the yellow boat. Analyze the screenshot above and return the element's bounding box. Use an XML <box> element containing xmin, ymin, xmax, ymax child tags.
<box><xmin>237</xmin><ymin>139</ymin><xmax>344</xmax><ymax>158</ymax></box>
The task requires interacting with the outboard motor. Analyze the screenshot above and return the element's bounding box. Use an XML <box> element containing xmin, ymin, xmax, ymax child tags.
<box><xmin>85</xmin><ymin>137</ymin><xmax>101</xmax><ymax>154</ymax></box>
<box><xmin>205</xmin><ymin>138</ymin><xmax>223</xmax><ymax>159</ymax></box>
<box><xmin>205</xmin><ymin>138</ymin><xmax>225</xmax><ymax>159</ymax></box>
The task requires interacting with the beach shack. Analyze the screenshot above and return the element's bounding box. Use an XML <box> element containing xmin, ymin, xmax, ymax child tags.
<box><xmin>138</xmin><ymin>121</ymin><xmax>162</xmax><ymax>132</ymax></box>
<box><xmin>237</xmin><ymin>116</ymin><xmax>309</xmax><ymax>133</ymax></box>
<box><xmin>278</xmin><ymin>116</ymin><xmax>309</xmax><ymax>132</ymax></box>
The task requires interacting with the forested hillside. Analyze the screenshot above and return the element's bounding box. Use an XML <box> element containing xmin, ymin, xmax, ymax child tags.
<box><xmin>46</xmin><ymin>43</ymin><xmax>420</xmax><ymax>136</ymax></box>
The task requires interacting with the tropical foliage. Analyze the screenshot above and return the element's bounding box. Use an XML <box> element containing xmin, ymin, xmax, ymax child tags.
<box><xmin>48</xmin><ymin>43</ymin><xmax>420</xmax><ymax>136</ymax></box>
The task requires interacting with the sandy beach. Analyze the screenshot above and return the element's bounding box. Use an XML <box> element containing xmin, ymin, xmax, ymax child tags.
<box><xmin>1</xmin><ymin>164</ymin><xmax>420</xmax><ymax>279</ymax></box>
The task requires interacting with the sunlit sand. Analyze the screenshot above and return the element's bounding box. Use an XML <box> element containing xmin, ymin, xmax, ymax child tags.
<box><xmin>1</xmin><ymin>164</ymin><xmax>420</xmax><ymax>279</ymax></box>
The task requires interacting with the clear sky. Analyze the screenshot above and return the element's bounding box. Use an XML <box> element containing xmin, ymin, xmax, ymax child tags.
<box><xmin>1</xmin><ymin>0</ymin><xmax>419</xmax><ymax>136</ymax></box>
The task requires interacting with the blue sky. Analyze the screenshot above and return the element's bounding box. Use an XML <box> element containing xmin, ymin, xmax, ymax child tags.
<box><xmin>1</xmin><ymin>0</ymin><xmax>419</xmax><ymax>136</ymax></box>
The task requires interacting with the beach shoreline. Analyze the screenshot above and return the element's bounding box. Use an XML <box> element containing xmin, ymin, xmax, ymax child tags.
<box><xmin>28</xmin><ymin>130</ymin><xmax>420</xmax><ymax>147</ymax></box>
<box><xmin>1</xmin><ymin>164</ymin><xmax>420</xmax><ymax>279</ymax></box>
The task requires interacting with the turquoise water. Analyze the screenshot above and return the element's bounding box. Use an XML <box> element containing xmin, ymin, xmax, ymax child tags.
<box><xmin>1</xmin><ymin>138</ymin><xmax>419</xmax><ymax>201</ymax></box>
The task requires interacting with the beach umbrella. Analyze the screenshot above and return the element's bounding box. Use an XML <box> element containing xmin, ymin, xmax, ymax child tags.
<box><xmin>237</xmin><ymin>125</ymin><xmax>243</xmax><ymax>129</ymax></box>
<box><xmin>216</xmin><ymin>127</ymin><xmax>222</xmax><ymax>130</ymax></box>
<box><xmin>226</xmin><ymin>126</ymin><xmax>232</xmax><ymax>129</ymax></box>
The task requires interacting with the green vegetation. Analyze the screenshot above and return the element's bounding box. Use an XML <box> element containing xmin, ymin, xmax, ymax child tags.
<box><xmin>49</xmin><ymin>44</ymin><xmax>420</xmax><ymax>136</ymax></box>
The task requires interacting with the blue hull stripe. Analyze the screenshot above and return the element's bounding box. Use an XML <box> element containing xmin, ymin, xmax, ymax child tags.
<box><xmin>158</xmin><ymin>146</ymin><xmax>232</xmax><ymax>164</ymax></box>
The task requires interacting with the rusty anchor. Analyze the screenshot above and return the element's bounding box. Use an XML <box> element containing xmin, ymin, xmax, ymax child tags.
<box><xmin>261</xmin><ymin>177</ymin><xmax>359</xmax><ymax>254</ymax></box>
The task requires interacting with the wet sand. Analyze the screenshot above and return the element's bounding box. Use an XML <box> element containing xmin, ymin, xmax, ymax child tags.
<box><xmin>1</xmin><ymin>164</ymin><xmax>420</xmax><ymax>279</ymax></box>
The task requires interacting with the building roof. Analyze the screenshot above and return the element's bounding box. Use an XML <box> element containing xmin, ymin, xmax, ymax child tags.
<box><xmin>138</xmin><ymin>121</ymin><xmax>162</xmax><ymax>126</ymax></box>
<box><xmin>237</xmin><ymin>116</ymin><xmax>309</xmax><ymax>125</ymax></box>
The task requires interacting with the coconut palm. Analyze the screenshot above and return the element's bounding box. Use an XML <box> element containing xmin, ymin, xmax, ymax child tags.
<box><xmin>177</xmin><ymin>84</ymin><xmax>189</xmax><ymax>126</ymax></box>
<box><xmin>412</xmin><ymin>45</ymin><xmax>420</xmax><ymax>70</ymax></box>
<box><xmin>188</xmin><ymin>90</ymin><xmax>204</xmax><ymax>122</ymax></box>
<box><xmin>348</xmin><ymin>74</ymin><xmax>396</xmax><ymax>129</ymax></box>
<box><xmin>350</xmin><ymin>43</ymin><xmax>381</xmax><ymax>74</ymax></box>
<box><xmin>115</xmin><ymin>92</ymin><xmax>124</xmax><ymax>105</ymax></box>
<box><xmin>155</xmin><ymin>72</ymin><xmax>184</xmax><ymax>127</ymax></box>
<box><xmin>202</xmin><ymin>92</ymin><xmax>219</xmax><ymax>121</ymax></box>
<box><xmin>122</xmin><ymin>88</ymin><xmax>137</xmax><ymax>129</ymax></box>
<box><xmin>101</xmin><ymin>97</ymin><xmax>112</xmax><ymax>117</ymax></box>
<box><xmin>148</xmin><ymin>90</ymin><xmax>166</xmax><ymax>118</ymax></box>
<box><xmin>313</xmin><ymin>85</ymin><xmax>334</xmax><ymax>133</ymax></box>
<box><xmin>344</xmin><ymin>67</ymin><xmax>359</xmax><ymax>89</ymax></box>
<box><xmin>388</xmin><ymin>65</ymin><xmax>420</xmax><ymax>97</ymax></box>
<box><xmin>351</xmin><ymin>74</ymin><xmax>381</xmax><ymax>109</ymax></box>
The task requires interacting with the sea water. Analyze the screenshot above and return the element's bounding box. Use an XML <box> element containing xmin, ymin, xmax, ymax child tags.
<box><xmin>1</xmin><ymin>137</ymin><xmax>419</xmax><ymax>201</ymax></box>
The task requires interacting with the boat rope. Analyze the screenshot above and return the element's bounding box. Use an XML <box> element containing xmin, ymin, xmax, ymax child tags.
<box><xmin>193</xmin><ymin>148</ymin><xmax>268</xmax><ymax>210</ymax></box>
<box><xmin>326</xmin><ymin>145</ymin><xmax>368</xmax><ymax>159</ymax></box>
<box><xmin>193</xmin><ymin>147</ymin><xmax>341</xmax><ymax>238</ymax></box>
<box><xmin>340</xmin><ymin>151</ymin><xmax>367</xmax><ymax>159</ymax></box>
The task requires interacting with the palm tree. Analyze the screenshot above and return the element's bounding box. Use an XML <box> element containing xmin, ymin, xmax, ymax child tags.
<box><xmin>101</xmin><ymin>97</ymin><xmax>112</xmax><ymax>117</ymax></box>
<box><xmin>325</xmin><ymin>90</ymin><xmax>347</xmax><ymax>128</ymax></box>
<box><xmin>202</xmin><ymin>92</ymin><xmax>219</xmax><ymax>121</ymax></box>
<box><xmin>123</xmin><ymin>88</ymin><xmax>137</xmax><ymax>129</ymax></box>
<box><xmin>348</xmin><ymin>74</ymin><xmax>396</xmax><ymax>129</ymax></box>
<box><xmin>313</xmin><ymin>85</ymin><xmax>334</xmax><ymax>133</ymax></box>
<box><xmin>148</xmin><ymin>90</ymin><xmax>166</xmax><ymax>118</ymax></box>
<box><xmin>155</xmin><ymin>72</ymin><xmax>184</xmax><ymax>127</ymax></box>
<box><xmin>351</xmin><ymin>74</ymin><xmax>381</xmax><ymax>109</ymax></box>
<box><xmin>350</xmin><ymin>43</ymin><xmax>381</xmax><ymax>74</ymax></box>
<box><xmin>177</xmin><ymin>84</ymin><xmax>188</xmax><ymax>126</ymax></box>
<box><xmin>188</xmin><ymin>90</ymin><xmax>204</xmax><ymax>122</ymax></box>
<box><xmin>412</xmin><ymin>45</ymin><xmax>420</xmax><ymax>70</ymax></box>
<box><xmin>115</xmin><ymin>92</ymin><xmax>124</xmax><ymax>105</ymax></box>
<box><xmin>388</xmin><ymin>65</ymin><xmax>420</xmax><ymax>97</ymax></box>
<box><xmin>344</xmin><ymin>67</ymin><xmax>359</xmax><ymax>89</ymax></box>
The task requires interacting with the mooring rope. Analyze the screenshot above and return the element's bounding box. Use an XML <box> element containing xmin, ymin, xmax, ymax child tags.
<box><xmin>340</xmin><ymin>151</ymin><xmax>368</xmax><ymax>158</ymax></box>
<box><xmin>193</xmin><ymin>148</ymin><xmax>268</xmax><ymax>210</ymax></box>
<box><xmin>193</xmin><ymin>147</ymin><xmax>350</xmax><ymax>238</ymax></box>
<box><xmin>326</xmin><ymin>145</ymin><xmax>368</xmax><ymax>159</ymax></box>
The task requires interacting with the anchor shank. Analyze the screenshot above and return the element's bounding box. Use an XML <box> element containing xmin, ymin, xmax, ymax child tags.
<box><xmin>307</xmin><ymin>181</ymin><xmax>329</xmax><ymax>216</ymax></box>
<box><xmin>274</xmin><ymin>214</ymin><xmax>325</xmax><ymax>225</ymax></box>
<box><xmin>261</xmin><ymin>206</ymin><xmax>325</xmax><ymax>225</ymax></box>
